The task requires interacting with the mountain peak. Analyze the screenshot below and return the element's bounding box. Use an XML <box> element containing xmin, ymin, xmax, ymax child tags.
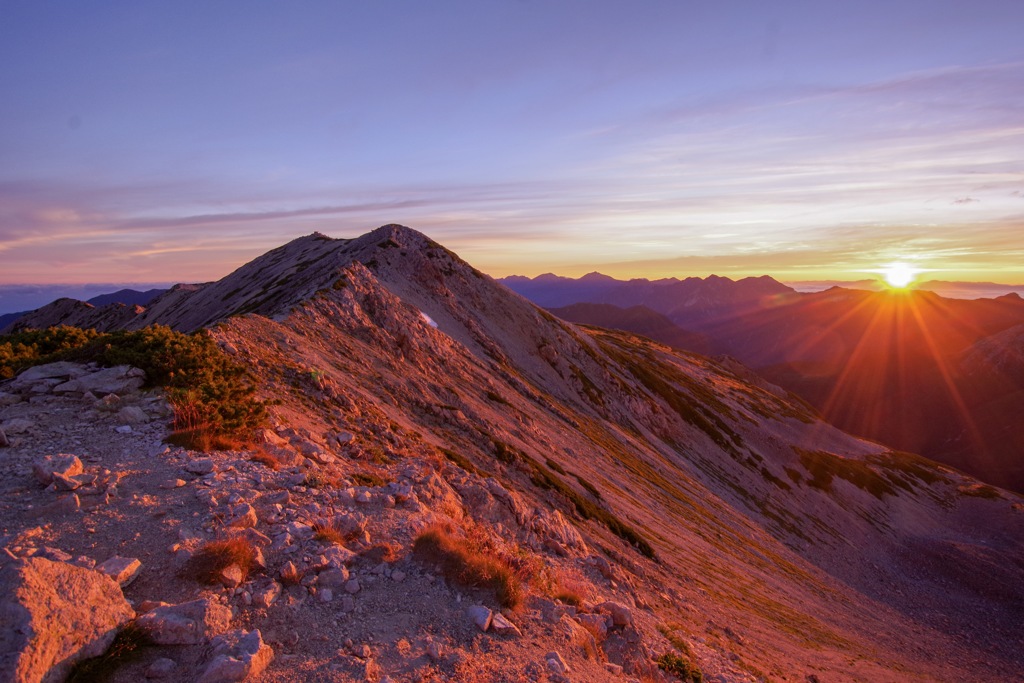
<box><xmin>579</xmin><ymin>271</ymin><xmax>617</xmax><ymax>283</ymax></box>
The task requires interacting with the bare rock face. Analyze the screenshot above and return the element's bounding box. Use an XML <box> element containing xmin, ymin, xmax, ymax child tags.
<box><xmin>135</xmin><ymin>598</ymin><xmax>233</xmax><ymax>645</ymax></box>
<box><xmin>0</xmin><ymin>557</ymin><xmax>134</xmax><ymax>683</ymax></box>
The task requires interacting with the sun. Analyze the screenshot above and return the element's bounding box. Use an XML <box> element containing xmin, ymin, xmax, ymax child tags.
<box><xmin>882</xmin><ymin>262</ymin><xmax>918</xmax><ymax>289</ymax></box>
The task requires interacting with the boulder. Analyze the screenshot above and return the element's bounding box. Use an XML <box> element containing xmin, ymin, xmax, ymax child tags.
<box><xmin>595</xmin><ymin>600</ymin><xmax>634</xmax><ymax>628</ymax></box>
<box><xmin>136</xmin><ymin>598</ymin><xmax>233</xmax><ymax>645</ymax></box>
<box><xmin>198</xmin><ymin>629</ymin><xmax>274</xmax><ymax>683</ymax></box>
<box><xmin>32</xmin><ymin>454</ymin><xmax>84</xmax><ymax>486</ymax></box>
<box><xmin>12</xmin><ymin>362</ymin><xmax>87</xmax><ymax>383</ymax></box>
<box><xmin>2</xmin><ymin>418</ymin><xmax>35</xmax><ymax>435</ymax></box>
<box><xmin>0</xmin><ymin>557</ymin><xmax>134</xmax><ymax>683</ymax></box>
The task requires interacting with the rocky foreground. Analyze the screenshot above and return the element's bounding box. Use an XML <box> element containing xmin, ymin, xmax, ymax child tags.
<box><xmin>0</xmin><ymin>362</ymin><xmax>664</xmax><ymax>683</ymax></box>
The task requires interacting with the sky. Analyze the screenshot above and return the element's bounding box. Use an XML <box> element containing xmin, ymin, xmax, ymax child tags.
<box><xmin>2</xmin><ymin>0</ymin><xmax>1023</xmax><ymax>311</ymax></box>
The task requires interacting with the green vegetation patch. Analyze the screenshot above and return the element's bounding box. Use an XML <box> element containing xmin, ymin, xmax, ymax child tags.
<box><xmin>1</xmin><ymin>324</ymin><xmax>266</xmax><ymax>450</ymax></box>
<box><xmin>657</xmin><ymin>652</ymin><xmax>703</xmax><ymax>682</ymax></box>
<box><xmin>795</xmin><ymin>447</ymin><xmax>896</xmax><ymax>499</ymax></box>
<box><xmin>0</xmin><ymin>326</ymin><xmax>100</xmax><ymax>379</ymax></box>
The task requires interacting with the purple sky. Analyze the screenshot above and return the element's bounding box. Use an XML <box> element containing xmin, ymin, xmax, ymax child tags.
<box><xmin>2</xmin><ymin>1</ymin><xmax>1023</xmax><ymax>300</ymax></box>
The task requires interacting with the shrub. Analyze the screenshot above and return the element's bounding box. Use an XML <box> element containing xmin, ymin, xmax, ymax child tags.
<box><xmin>1</xmin><ymin>324</ymin><xmax>267</xmax><ymax>450</ymax></box>
<box><xmin>184</xmin><ymin>537</ymin><xmax>260</xmax><ymax>584</ymax></box>
<box><xmin>351</xmin><ymin>471</ymin><xmax>391</xmax><ymax>487</ymax></box>
<box><xmin>0</xmin><ymin>326</ymin><xmax>100</xmax><ymax>379</ymax></box>
<box><xmin>439</xmin><ymin>447</ymin><xmax>483</xmax><ymax>476</ymax></box>
<box><xmin>413</xmin><ymin>524</ymin><xmax>523</xmax><ymax>609</ymax></box>
<box><xmin>553</xmin><ymin>587</ymin><xmax>583</xmax><ymax>607</ymax></box>
<box><xmin>86</xmin><ymin>326</ymin><xmax>266</xmax><ymax>448</ymax></box>
<box><xmin>657</xmin><ymin>652</ymin><xmax>703</xmax><ymax>682</ymax></box>
<box><xmin>358</xmin><ymin>543</ymin><xmax>400</xmax><ymax>565</ymax></box>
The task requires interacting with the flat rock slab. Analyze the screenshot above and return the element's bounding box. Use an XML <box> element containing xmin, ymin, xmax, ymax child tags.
<box><xmin>97</xmin><ymin>556</ymin><xmax>143</xmax><ymax>587</ymax></box>
<box><xmin>0</xmin><ymin>557</ymin><xmax>133</xmax><ymax>683</ymax></box>
<box><xmin>53</xmin><ymin>365</ymin><xmax>145</xmax><ymax>396</ymax></box>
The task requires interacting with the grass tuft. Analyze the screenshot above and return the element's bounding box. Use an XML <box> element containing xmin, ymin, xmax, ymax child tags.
<box><xmin>183</xmin><ymin>536</ymin><xmax>260</xmax><ymax>584</ymax></box>
<box><xmin>413</xmin><ymin>523</ymin><xmax>523</xmax><ymax>609</ymax></box>
<box><xmin>250</xmin><ymin>448</ymin><xmax>281</xmax><ymax>470</ymax></box>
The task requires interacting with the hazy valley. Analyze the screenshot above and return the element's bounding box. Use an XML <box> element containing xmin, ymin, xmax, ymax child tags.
<box><xmin>504</xmin><ymin>274</ymin><xmax>1024</xmax><ymax>493</ymax></box>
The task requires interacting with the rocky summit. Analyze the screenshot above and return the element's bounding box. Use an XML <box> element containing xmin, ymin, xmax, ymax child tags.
<box><xmin>1</xmin><ymin>224</ymin><xmax>1022</xmax><ymax>683</ymax></box>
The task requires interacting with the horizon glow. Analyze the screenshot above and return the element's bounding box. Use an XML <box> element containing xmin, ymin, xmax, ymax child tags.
<box><xmin>2</xmin><ymin>2</ymin><xmax>1023</xmax><ymax>288</ymax></box>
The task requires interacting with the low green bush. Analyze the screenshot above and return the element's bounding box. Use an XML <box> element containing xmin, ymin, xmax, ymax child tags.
<box><xmin>1</xmin><ymin>324</ymin><xmax>266</xmax><ymax>450</ymax></box>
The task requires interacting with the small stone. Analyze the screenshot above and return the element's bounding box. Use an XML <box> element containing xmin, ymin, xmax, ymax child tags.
<box><xmin>319</xmin><ymin>588</ymin><xmax>333</xmax><ymax>603</ymax></box>
<box><xmin>253</xmin><ymin>581</ymin><xmax>282</xmax><ymax>608</ymax></box>
<box><xmin>467</xmin><ymin>605</ymin><xmax>492</xmax><ymax>632</ymax></box>
<box><xmin>145</xmin><ymin>658</ymin><xmax>178</xmax><ymax>678</ymax></box>
<box><xmin>32</xmin><ymin>454</ymin><xmax>83</xmax><ymax>486</ymax></box>
<box><xmin>115</xmin><ymin>425</ymin><xmax>133</xmax><ymax>434</ymax></box>
<box><xmin>546</xmin><ymin>651</ymin><xmax>570</xmax><ymax>674</ymax></box>
<box><xmin>160</xmin><ymin>479</ymin><xmax>187</xmax><ymax>489</ymax></box>
<box><xmin>51</xmin><ymin>472</ymin><xmax>83</xmax><ymax>491</ymax></box>
<box><xmin>426</xmin><ymin>641</ymin><xmax>443</xmax><ymax>661</ymax></box>
<box><xmin>198</xmin><ymin>629</ymin><xmax>274</xmax><ymax>683</ymax></box>
<box><xmin>117</xmin><ymin>405</ymin><xmax>149</xmax><ymax>424</ymax></box>
<box><xmin>227</xmin><ymin>503</ymin><xmax>258</xmax><ymax>529</ymax></box>
<box><xmin>390</xmin><ymin>570</ymin><xmax>405</xmax><ymax>583</ymax></box>
<box><xmin>97</xmin><ymin>556</ymin><xmax>143</xmax><ymax>587</ymax></box>
<box><xmin>490</xmin><ymin>612</ymin><xmax>522</xmax><ymax>637</ymax></box>
<box><xmin>0</xmin><ymin>427</ymin><xmax>9</xmax><ymax>448</ymax></box>
<box><xmin>604</xmin><ymin>662</ymin><xmax>623</xmax><ymax>675</ymax></box>
<box><xmin>186</xmin><ymin>458</ymin><xmax>216</xmax><ymax>475</ymax></box>
<box><xmin>344</xmin><ymin>579</ymin><xmax>360</xmax><ymax>595</ymax></box>
<box><xmin>220</xmin><ymin>564</ymin><xmax>244</xmax><ymax>588</ymax></box>
<box><xmin>136</xmin><ymin>598</ymin><xmax>233</xmax><ymax>645</ymax></box>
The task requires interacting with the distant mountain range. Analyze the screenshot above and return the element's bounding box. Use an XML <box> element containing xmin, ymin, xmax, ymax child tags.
<box><xmin>502</xmin><ymin>273</ymin><xmax>1024</xmax><ymax>492</ymax></box>
<box><xmin>0</xmin><ymin>288</ymin><xmax>167</xmax><ymax>332</ymax></box>
<box><xmin>788</xmin><ymin>279</ymin><xmax>1024</xmax><ymax>299</ymax></box>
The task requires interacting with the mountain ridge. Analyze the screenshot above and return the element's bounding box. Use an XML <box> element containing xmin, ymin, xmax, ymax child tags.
<box><xmin>2</xmin><ymin>225</ymin><xmax>1023</xmax><ymax>681</ymax></box>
